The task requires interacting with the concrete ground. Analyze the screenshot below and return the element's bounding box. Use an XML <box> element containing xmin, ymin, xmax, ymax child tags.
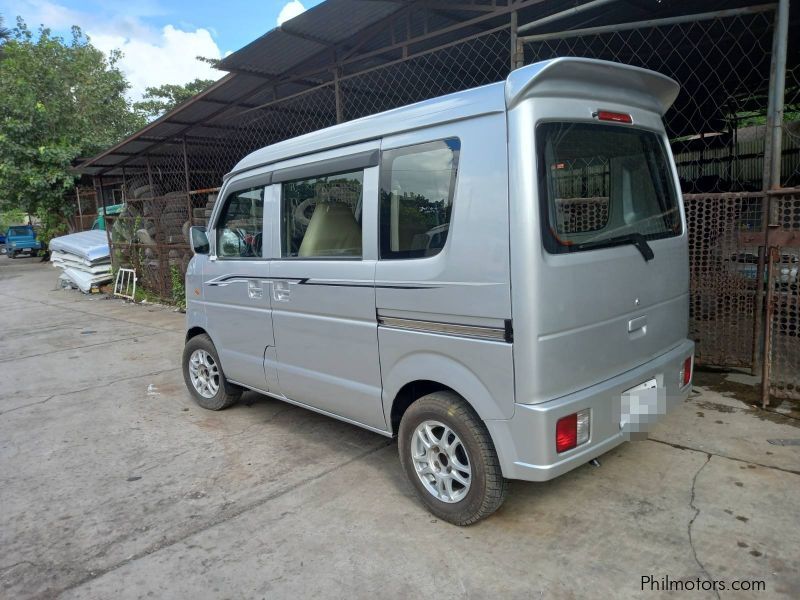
<box><xmin>1</xmin><ymin>256</ymin><xmax>799</xmax><ymax>600</ymax></box>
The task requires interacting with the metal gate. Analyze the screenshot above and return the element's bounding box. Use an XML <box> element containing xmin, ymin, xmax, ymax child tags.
<box><xmin>685</xmin><ymin>192</ymin><xmax>764</xmax><ymax>369</ymax></box>
<box><xmin>685</xmin><ymin>189</ymin><xmax>800</xmax><ymax>405</ymax></box>
<box><xmin>764</xmin><ymin>190</ymin><xmax>800</xmax><ymax>400</ymax></box>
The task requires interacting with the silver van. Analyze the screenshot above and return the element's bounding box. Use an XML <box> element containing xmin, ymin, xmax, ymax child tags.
<box><xmin>183</xmin><ymin>57</ymin><xmax>695</xmax><ymax>525</ymax></box>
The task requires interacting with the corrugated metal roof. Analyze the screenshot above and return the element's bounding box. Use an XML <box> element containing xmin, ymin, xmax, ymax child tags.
<box><xmin>83</xmin><ymin>1</ymin><xmax>632</xmax><ymax>176</ymax></box>
<box><xmin>79</xmin><ymin>0</ymin><xmax>523</xmax><ymax>175</ymax></box>
<box><xmin>219</xmin><ymin>1</ymin><xmax>404</xmax><ymax>76</ymax></box>
<box><xmin>80</xmin><ymin>0</ymin><xmax>395</xmax><ymax>175</ymax></box>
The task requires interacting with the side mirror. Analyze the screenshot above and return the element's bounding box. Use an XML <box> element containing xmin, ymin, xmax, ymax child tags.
<box><xmin>190</xmin><ymin>226</ymin><xmax>210</xmax><ymax>255</ymax></box>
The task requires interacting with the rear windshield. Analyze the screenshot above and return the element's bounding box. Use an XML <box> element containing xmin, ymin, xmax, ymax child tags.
<box><xmin>537</xmin><ymin>122</ymin><xmax>681</xmax><ymax>254</ymax></box>
<box><xmin>8</xmin><ymin>227</ymin><xmax>34</xmax><ymax>236</ymax></box>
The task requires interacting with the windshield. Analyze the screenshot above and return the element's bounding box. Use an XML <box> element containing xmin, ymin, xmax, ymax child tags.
<box><xmin>9</xmin><ymin>227</ymin><xmax>34</xmax><ymax>236</ymax></box>
<box><xmin>537</xmin><ymin>122</ymin><xmax>681</xmax><ymax>255</ymax></box>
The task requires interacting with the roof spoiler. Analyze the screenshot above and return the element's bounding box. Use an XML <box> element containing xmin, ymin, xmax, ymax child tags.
<box><xmin>505</xmin><ymin>57</ymin><xmax>679</xmax><ymax>115</ymax></box>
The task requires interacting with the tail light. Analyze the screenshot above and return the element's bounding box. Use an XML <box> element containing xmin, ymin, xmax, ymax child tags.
<box><xmin>556</xmin><ymin>409</ymin><xmax>590</xmax><ymax>453</ymax></box>
<box><xmin>680</xmin><ymin>356</ymin><xmax>693</xmax><ymax>387</ymax></box>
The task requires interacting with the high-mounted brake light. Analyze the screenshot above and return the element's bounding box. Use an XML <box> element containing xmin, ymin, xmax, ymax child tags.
<box><xmin>595</xmin><ymin>110</ymin><xmax>633</xmax><ymax>124</ymax></box>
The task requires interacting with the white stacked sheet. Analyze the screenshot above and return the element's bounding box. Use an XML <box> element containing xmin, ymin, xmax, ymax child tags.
<box><xmin>49</xmin><ymin>230</ymin><xmax>110</xmax><ymax>263</ymax></box>
<box><xmin>50</xmin><ymin>251</ymin><xmax>111</xmax><ymax>273</ymax></box>
<box><xmin>49</xmin><ymin>231</ymin><xmax>112</xmax><ymax>292</ymax></box>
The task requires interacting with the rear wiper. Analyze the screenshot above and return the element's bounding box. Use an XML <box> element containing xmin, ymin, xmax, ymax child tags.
<box><xmin>571</xmin><ymin>232</ymin><xmax>655</xmax><ymax>262</ymax></box>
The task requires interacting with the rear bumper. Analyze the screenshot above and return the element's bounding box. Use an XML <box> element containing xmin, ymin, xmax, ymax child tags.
<box><xmin>485</xmin><ymin>339</ymin><xmax>694</xmax><ymax>482</ymax></box>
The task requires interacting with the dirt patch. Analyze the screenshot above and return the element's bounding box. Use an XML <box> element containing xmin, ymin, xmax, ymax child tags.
<box><xmin>694</xmin><ymin>400</ymin><xmax>737</xmax><ymax>414</ymax></box>
<box><xmin>694</xmin><ymin>369</ymin><xmax>761</xmax><ymax>405</ymax></box>
<box><xmin>694</xmin><ymin>369</ymin><xmax>800</xmax><ymax>424</ymax></box>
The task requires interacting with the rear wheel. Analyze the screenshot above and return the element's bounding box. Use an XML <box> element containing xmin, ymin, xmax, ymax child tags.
<box><xmin>398</xmin><ymin>391</ymin><xmax>508</xmax><ymax>525</ymax></box>
<box><xmin>182</xmin><ymin>334</ymin><xmax>242</xmax><ymax>410</ymax></box>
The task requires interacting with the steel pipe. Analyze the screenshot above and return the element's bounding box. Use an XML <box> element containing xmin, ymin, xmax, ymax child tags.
<box><xmin>517</xmin><ymin>0</ymin><xmax>622</xmax><ymax>35</ymax></box>
<box><xmin>519</xmin><ymin>3</ymin><xmax>777</xmax><ymax>42</ymax></box>
<box><xmin>763</xmin><ymin>0</ymin><xmax>790</xmax><ymax>191</ymax></box>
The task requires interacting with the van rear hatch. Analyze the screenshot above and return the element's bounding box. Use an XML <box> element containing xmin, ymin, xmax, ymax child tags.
<box><xmin>506</xmin><ymin>58</ymin><xmax>689</xmax><ymax>404</ymax></box>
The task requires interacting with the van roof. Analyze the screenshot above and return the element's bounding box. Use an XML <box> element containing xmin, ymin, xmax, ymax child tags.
<box><xmin>229</xmin><ymin>57</ymin><xmax>679</xmax><ymax>179</ymax></box>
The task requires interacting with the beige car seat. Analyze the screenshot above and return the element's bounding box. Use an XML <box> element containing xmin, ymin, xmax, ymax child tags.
<box><xmin>298</xmin><ymin>202</ymin><xmax>361</xmax><ymax>257</ymax></box>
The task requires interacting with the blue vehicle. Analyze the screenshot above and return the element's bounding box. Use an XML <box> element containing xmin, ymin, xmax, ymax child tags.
<box><xmin>5</xmin><ymin>225</ymin><xmax>42</xmax><ymax>258</ymax></box>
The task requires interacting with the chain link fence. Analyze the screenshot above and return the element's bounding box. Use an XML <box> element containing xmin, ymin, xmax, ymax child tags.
<box><xmin>63</xmin><ymin>187</ymin><xmax>100</xmax><ymax>232</ymax></box>
<box><xmin>106</xmin><ymin>185</ymin><xmax>211</xmax><ymax>301</ymax></box>
<box><xmin>341</xmin><ymin>28</ymin><xmax>511</xmax><ymax>121</ymax></box>
<box><xmin>104</xmin><ymin>27</ymin><xmax>512</xmax><ymax>300</ymax></box>
<box><xmin>521</xmin><ymin>7</ymin><xmax>795</xmax><ymax>193</ymax></box>
<box><xmin>88</xmin><ymin>3</ymin><xmax>798</xmax><ymax>402</ymax></box>
<box><xmin>522</xmin><ymin>5</ymin><xmax>799</xmax><ymax>403</ymax></box>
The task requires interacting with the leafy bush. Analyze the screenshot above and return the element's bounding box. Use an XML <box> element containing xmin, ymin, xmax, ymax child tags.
<box><xmin>170</xmin><ymin>265</ymin><xmax>186</xmax><ymax>310</ymax></box>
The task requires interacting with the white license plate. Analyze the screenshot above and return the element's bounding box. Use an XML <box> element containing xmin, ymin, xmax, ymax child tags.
<box><xmin>620</xmin><ymin>378</ymin><xmax>665</xmax><ymax>433</ymax></box>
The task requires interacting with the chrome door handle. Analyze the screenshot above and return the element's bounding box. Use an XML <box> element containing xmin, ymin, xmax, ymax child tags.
<box><xmin>273</xmin><ymin>280</ymin><xmax>291</xmax><ymax>302</ymax></box>
<box><xmin>247</xmin><ymin>280</ymin><xmax>264</xmax><ymax>300</ymax></box>
<box><xmin>628</xmin><ymin>315</ymin><xmax>647</xmax><ymax>339</ymax></box>
<box><xmin>628</xmin><ymin>316</ymin><xmax>647</xmax><ymax>332</ymax></box>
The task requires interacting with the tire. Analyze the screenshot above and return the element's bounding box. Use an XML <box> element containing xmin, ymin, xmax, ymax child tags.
<box><xmin>182</xmin><ymin>334</ymin><xmax>242</xmax><ymax>410</ymax></box>
<box><xmin>398</xmin><ymin>391</ymin><xmax>508</xmax><ymax>526</ymax></box>
<box><xmin>10</xmin><ymin>251</ymin><xmax>16</xmax><ymax>259</ymax></box>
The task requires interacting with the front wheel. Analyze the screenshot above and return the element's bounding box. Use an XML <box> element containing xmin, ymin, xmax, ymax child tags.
<box><xmin>182</xmin><ymin>334</ymin><xmax>242</xmax><ymax>410</ymax></box>
<box><xmin>398</xmin><ymin>391</ymin><xmax>508</xmax><ymax>526</ymax></box>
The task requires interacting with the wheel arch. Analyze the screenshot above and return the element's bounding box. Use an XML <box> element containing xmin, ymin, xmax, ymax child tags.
<box><xmin>389</xmin><ymin>380</ymin><xmax>454</xmax><ymax>434</ymax></box>
<box><xmin>185</xmin><ymin>326</ymin><xmax>209</xmax><ymax>343</ymax></box>
<box><xmin>383</xmin><ymin>351</ymin><xmax>511</xmax><ymax>435</ymax></box>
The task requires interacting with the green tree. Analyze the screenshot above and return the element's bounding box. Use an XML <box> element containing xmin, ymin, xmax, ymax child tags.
<box><xmin>133</xmin><ymin>78</ymin><xmax>214</xmax><ymax>120</ymax></box>
<box><xmin>0</xmin><ymin>19</ymin><xmax>145</xmax><ymax>241</ymax></box>
<box><xmin>0</xmin><ymin>15</ymin><xmax>10</xmax><ymax>58</ymax></box>
<box><xmin>0</xmin><ymin>15</ymin><xmax>9</xmax><ymax>39</ymax></box>
<box><xmin>0</xmin><ymin>208</ymin><xmax>26</xmax><ymax>232</ymax></box>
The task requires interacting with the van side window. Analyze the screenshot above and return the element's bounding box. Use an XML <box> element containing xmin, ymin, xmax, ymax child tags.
<box><xmin>281</xmin><ymin>170</ymin><xmax>363</xmax><ymax>258</ymax></box>
<box><xmin>379</xmin><ymin>138</ymin><xmax>460</xmax><ymax>259</ymax></box>
<box><xmin>216</xmin><ymin>186</ymin><xmax>265</xmax><ymax>259</ymax></box>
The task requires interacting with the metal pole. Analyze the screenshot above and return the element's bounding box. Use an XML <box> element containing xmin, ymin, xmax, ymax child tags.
<box><xmin>751</xmin><ymin>244</ymin><xmax>766</xmax><ymax>375</ymax></box>
<box><xmin>761</xmin><ymin>246</ymin><xmax>778</xmax><ymax>407</ymax></box>
<box><xmin>97</xmin><ymin>175</ymin><xmax>114</xmax><ymax>270</ymax></box>
<box><xmin>699</xmin><ymin>132</ymin><xmax>705</xmax><ymax>179</ymax></box>
<box><xmin>765</xmin><ymin>0</ymin><xmax>790</xmax><ymax>190</ymax></box>
<box><xmin>762</xmin><ymin>6</ymin><xmax>781</xmax><ymax>191</ymax></box>
<box><xmin>758</xmin><ymin>0</ymin><xmax>788</xmax><ymax>403</ymax></box>
<box><xmin>510</xmin><ymin>10</ymin><xmax>518</xmax><ymax>71</ymax></box>
<box><xmin>145</xmin><ymin>157</ymin><xmax>155</xmax><ymax>194</ymax></box>
<box><xmin>96</xmin><ymin>176</ymin><xmax>105</xmax><ymax>214</ymax></box>
<box><xmin>517</xmin><ymin>0</ymin><xmax>623</xmax><ymax>35</ymax></box>
<box><xmin>75</xmin><ymin>186</ymin><xmax>83</xmax><ymax>232</ymax></box>
<box><xmin>519</xmin><ymin>4</ymin><xmax>777</xmax><ymax>42</ymax></box>
<box><xmin>182</xmin><ymin>136</ymin><xmax>193</xmax><ymax>235</ymax></box>
<box><xmin>334</xmin><ymin>67</ymin><xmax>343</xmax><ymax>124</ymax></box>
